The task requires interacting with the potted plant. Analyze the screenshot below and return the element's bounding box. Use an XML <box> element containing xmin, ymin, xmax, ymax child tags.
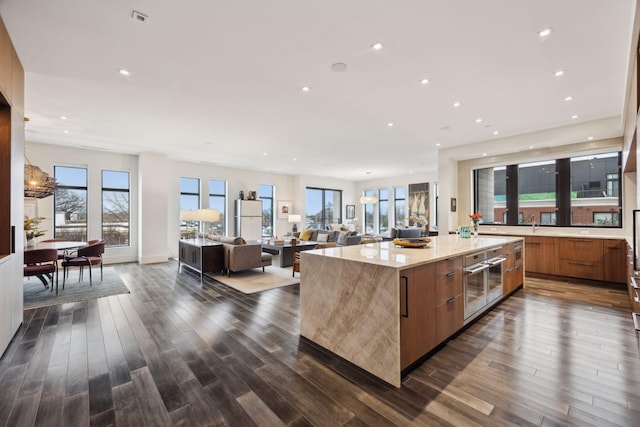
<box><xmin>24</xmin><ymin>215</ymin><xmax>46</xmax><ymax>247</ymax></box>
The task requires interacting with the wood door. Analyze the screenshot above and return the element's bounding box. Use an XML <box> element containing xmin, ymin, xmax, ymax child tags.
<box><xmin>400</xmin><ymin>263</ymin><xmax>436</xmax><ymax>370</ymax></box>
<box><xmin>525</xmin><ymin>236</ymin><xmax>557</xmax><ymax>275</ymax></box>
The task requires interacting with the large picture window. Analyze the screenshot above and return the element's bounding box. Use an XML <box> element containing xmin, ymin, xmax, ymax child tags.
<box><xmin>54</xmin><ymin>166</ymin><xmax>88</xmax><ymax>241</ymax></box>
<box><xmin>363</xmin><ymin>189</ymin><xmax>374</xmax><ymax>233</ymax></box>
<box><xmin>306</xmin><ymin>187</ymin><xmax>342</xmax><ymax>230</ymax></box>
<box><xmin>394</xmin><ymin>187</ymin><xmax>406</xmax><ymax>227</ymax></box>
<box><xmin>180</xmin><ymin>177</ymin><xmax>200</xmax><ymax>237</ymax></box>
<box><xmin>102</xmin><ymin>170</ymin><xmax>130</xmax><ymax>246</ymax></box>
<box><xmin>473</xmin><ymin>151</ymin><xmax>622</xmax><ymax>228</ymax></box>
<box><xmin>208</xmin><ymin>179</ymin><xmax>226</xmax><ymax>235</ymax></box>
<box><xmin>259</xmin><ymin>184</ymin><xmax>273</xmax><ymax>237</ymax></box>
<box><xmin>378</xmin><ymin>189</ymin><xmax>389</xmax><ymax>234</ymax></box>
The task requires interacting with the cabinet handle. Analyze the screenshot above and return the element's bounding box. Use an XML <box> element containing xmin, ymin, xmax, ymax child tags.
<box><xmin>446</xmin><ymin>297</ymin><xmax>456</xmax><ymax>304</ymax></box>
<box><xmin>568</xmin><ymin>239</ymin><xmax>593</xmax><ymax>243</ymax></box>
<box><xmin>527</xmin><ymin>242</ymin><xmax>541</xmax><ymax>245</ymax></box>
<box><xmin>446</xmin><ymin>271</ymin><xmax>455</xmax><ymax>277</ymax></box>
<box><xmin>515</xmin><ymin>265</ymin><xmax>522</xmax><ymax>270</ymax></box>
<box><xmin>401</xmin><ymin>276</ymin><xmax>409</xmax><ymax>318</ymax></box>
<box><xmin>568</xmin><ymin>261</ymin><xmax>593</xmax><ymax>266</ymax></box>
<box><xmin>631</xmin><ymin>277</ymin><xmax>638</xmax><ymax>290</ymax></box>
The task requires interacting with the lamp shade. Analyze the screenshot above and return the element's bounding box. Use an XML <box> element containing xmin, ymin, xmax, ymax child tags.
<box><xmin>181</xmin><ymin>209</ymin><xmax>220</xmax><ymax>222</ymax></box>
<box><xmin>288</xmin><ymin>214</ymin><xmax>301</xmax><ymax>223</ymax></box>
<box><xmin>180</xmin><ymin>210</ymin><xmax>199</xmax><ymax>221</ymax></box>
<box><xmin>359</xmin><ymin>195</ymin><xmax>378</xmax><ymax>204</ymax></box>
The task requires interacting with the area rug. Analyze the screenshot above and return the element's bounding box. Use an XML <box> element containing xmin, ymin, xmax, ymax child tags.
<box><xmin>210</xmin><ymin>267</ymin><xmax>299</xmax><ymax>294</ymax></box>
<box><xmin>23</xmin><ymin>266</ymin><xmax>130</xmax><ymax>309</ymax></box>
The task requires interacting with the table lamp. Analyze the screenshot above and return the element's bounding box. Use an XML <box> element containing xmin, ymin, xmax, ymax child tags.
<box><xmin>288</xmin><ymin>214</ymin><xmax>301</xmax><ymax>233</ymax></box>
<box><xmin>180</xmin><ymin>209</ymin><xmax>199</xmax><ymax>238</ymax></box>
<box><xmin>194</xmin><ymin>209</ymin><xmax>221</xmax><ymax>234</ymax></box>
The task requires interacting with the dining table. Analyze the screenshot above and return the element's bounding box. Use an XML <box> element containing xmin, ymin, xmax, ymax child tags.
<box><xmin>25</xmin><ymin>240</ymin><xmax>87</xmax><ymax>295</ymax></box>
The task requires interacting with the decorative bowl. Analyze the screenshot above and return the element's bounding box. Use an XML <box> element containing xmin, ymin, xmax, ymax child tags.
<box><xmin>392</xmin><ymin>237</ymin><xmax>431</xmax><ymax>248</ymax></box>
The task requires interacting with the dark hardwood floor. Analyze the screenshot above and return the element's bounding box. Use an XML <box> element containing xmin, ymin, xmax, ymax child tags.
<box><xmin>1</xmin><ymin>261</ymin><xmax>639</xmax><ymax>426</ymax></box>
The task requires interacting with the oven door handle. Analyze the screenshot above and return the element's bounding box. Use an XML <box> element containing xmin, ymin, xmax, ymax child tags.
<box><xmin>464</xmin><ymin>263</ymin><xmax>489</xmax><ymax>274</ymax></box>
<box><xmin>486</xmin><ymin>257</ymin><xmax>507</xmax><ymax>266</ymax></box>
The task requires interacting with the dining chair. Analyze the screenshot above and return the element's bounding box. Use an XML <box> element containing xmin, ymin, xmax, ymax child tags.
<box><xmin>61</xmin><ymin>240</ymin><xmax>105</xmax><ymax>287</ymax></box>
<box><xmin>24</xmin><ymin>248</ymin><xmax>59</xmax><ymax>294</ymax></box>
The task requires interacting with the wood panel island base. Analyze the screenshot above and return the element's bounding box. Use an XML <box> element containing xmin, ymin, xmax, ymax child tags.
<box><xmin>299</xmin><ymin>235</ymin><xmax>524</xmax><ymax>387</ymax></box>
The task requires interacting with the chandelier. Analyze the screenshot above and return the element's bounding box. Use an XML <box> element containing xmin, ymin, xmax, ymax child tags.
<box><xmin>24</xmin><ymin>157</ymin><xmax>56</xmax><ymax>199</ymax></box>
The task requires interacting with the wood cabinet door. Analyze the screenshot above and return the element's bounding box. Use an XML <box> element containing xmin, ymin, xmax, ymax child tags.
<box><xmin>525</xmin><ymin>236</ymin><xmax>557</xmax><ymax>275</ymax></box>
<box><xmin>603</xmin><ymin>239</ymin><xmax>627</xmax><ymax>284</ymax></box>
<box><xmin>400</xmin><ymin>263</ymin><xmax>436</xmax><ymax>370</ymax></box>
<box><xmin>435</xmin><ymin>295</ymin><xmax>463</xmax><ymax>343</ymax></box>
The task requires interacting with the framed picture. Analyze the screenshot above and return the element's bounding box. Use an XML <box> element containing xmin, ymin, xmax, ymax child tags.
<box><xmin>346</xmin><ymin>204</ymin><xmax>355</xmax><ymax>219</ymax></box>
<box><xmin>277</xmin><ymin>200</ymin><xmax>292</xmax><ymax>219</ymax></box>
<box><xmin>450</xmin><ymin>197</ymin><xmax>457</xmax><ymax>212</ymax></box>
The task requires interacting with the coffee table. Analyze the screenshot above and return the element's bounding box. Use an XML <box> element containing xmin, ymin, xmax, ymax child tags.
<box><xmin>261</xmin><ymin>241</ymin><xmax>318</xmax><ymax>268</ymax></box>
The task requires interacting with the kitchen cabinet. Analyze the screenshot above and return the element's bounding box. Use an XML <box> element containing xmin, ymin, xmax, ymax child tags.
<box><xmin>558</xmin><ymin>238</ymin><xmax>603</xmax><ymax>281</ymax></box>
<box><xmin>503</xmin><ymin>242</ymin><xmax>524</xmax><ymax>295</ymax></box>
<box><xmin>524</xmin><ymin>236</ymin><xmax>558</xmax><ymax>275</ymax></box>
<box><xmin>603</xmin><ymin>239</ymin><xmax>628</xmax><ymax>283</ymax></box>
<box><xmin>399</xmin><ymin>263</ymin><xmax>436</xmax><ymax>370</ymax></box>
<box><xmin>434</xmin><ymin>257</ymin><xmax>463</xmax><ymax>343</ymax></box>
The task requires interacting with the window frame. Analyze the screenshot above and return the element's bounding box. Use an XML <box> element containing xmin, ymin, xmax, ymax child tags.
<box><xmin>259</xmin><ymin>184</ymin><xmax>274</xmax><ymax>237</ymax></box>
<box><xmin>208</xmin><ymin>179</ymin><xmax>226</xmax><ymax>235</ymax></box>
<box><xmin>305</xmin><ymin>187</ymin><xmax>343</xmax><ymax>230</ymax></box>
<box><xmin>54</xmin><ymin>165</ymin><xmax>88</xmax><ymax>241</ymax></box>
<box><xmin>378</xmin><ymin>188</ymin><xmax>389</xmax><ymax>234</ymax></box>
<box><xmin>101</xmin><ymin>170</ymin><xmax>130</xmax><ymax>247</ymax></box>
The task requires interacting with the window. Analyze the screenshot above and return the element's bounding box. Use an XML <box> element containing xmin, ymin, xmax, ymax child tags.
<box><xmin>208</xmin><ymin>179</ymin><xmax>226</xmax><ymax>235</ymax></box>
<box><xmin>180</xmin><ymin>177</ymin><xmax>200</xmax><ymax>237</ymax></box>
<box><xmin>102</xmin><ymin>170</ymin><xmax>130</xmax><ymax>246</ymax></box>
<box><xmin>570</xmin><ymin>153</ymin><xmax>621</xmax><ymax>227</ymax></box>
<box><xmin>54</xmin><ymin>166</ymin><xmax>88</xmax><ymax>241</ymax></box>
<box><xmin>305</xmin><ymin>187</ymin><xmax>342</xmax><ymax>230</ymax></box>
<box><xmin>474</xmin><ymin>166</ymin><xmax>507</xmax><ymax>224</ymax></box>
<box><xmin>363</xmin><ymin>189</ymin><xmax>374</xmax><ymax>233</ymax></box>
<box><xmin>518</xmin><ymin>160</ymin><xmax>556</xmax><ymax>225</ymax></box>
<box><xmin>378</xmin><ymin>189</ymin><xmax>389</xmax><ymax>234</ymax></box>
<box><xmin>259</xmin><ymin>184</ymin><xmax>273</xmax><ymax>237</ymax></box>
<box><xmin>473</xmin><ymin>151</ymin><xmax>622</xmax><ymax>228</ymax></box>
<box><xmin>394</xmin><ymin>187</ymin><xmax>406</xmax><ymax>227</ymax></box>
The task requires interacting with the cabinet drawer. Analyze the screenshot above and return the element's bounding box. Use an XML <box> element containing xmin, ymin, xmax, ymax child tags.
<box><xmin>566</xmin><ymin>261</ymin><xmax>603</xmax><ymax>281</ymax></box>
<box><xmin>435</xmin><ymin>295</ymin><xmax>464</xmax><ymax>343</ymax></box>
<box><xmin>435</xmin><ymin>256</ymin><xmax>462</xmax><ymax>277</ymax></box>
<box><xmin>560</xmin><ymin>238</ymin><xmax>603</xmax><ymax>263</ymax></box>
<box><xmin>435</xmin><ymin>271</ymin><xmax>463</xmax><ymax>305</ymax></box>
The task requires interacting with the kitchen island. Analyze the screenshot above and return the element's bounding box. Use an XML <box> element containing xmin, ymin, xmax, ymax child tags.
<box><xmin>299</xmin><ymin>234</ymin><xmax>524</xmax><ymax>387</ymax></box>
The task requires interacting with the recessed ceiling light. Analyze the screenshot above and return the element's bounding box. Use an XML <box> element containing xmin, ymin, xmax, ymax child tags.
<box><xmin>263</xmin><ymin>152</ymin><xmax>267</xmax><ymax>156</ymax></box>
<box><xmin>63</xmin><ymin>130</ymin><xmax>69</xmax><ymax>134</ymax></box>
<box><xmin>554</xmin><ymin>70</ymin><xmax>565</xmax><ymax>77</ymax></box>
<box><xmin>482</xmin><ymin>153</ymin><xmax>488</xmax><ymax>156</ymax></box>
<box><xmin>571</xmin><ymin>114</ymin><xmax>578</xmax><ymax>119</ymax></box>
<box><xmin>331</xmin><ymin>62</ymin><xmax>347</xmax><ymax>72</ymax></box>
<box><xmin>420</xmin><ymin>78</ymin><xmax>430</xmax><ymax>85</ymax></box>
<box><xmin>436</xmin><ymin>143</ymin><xmax>441</xmax><ymax>147</ymax></box>
<box><xmin>387</xmin><ymin>122</ymin><xmax>394</xmax><ymax>127</ymax></box>
<box><xmin>529</xmin><ymin>145</ymin><xmax>534</xmax><ymax>149</ymax></box>
<box><xmin>564</xmin><ymin>96</ymin><xmax>573</xmax><ymax>102</ymax></box>
<box><xmin>293</xmin><ymin>157</ymin><xmax>297</xmax><ymax>161</ymax></box>
<box><xmin>587</xmin><ymin>136</ymin><xmax>594</xmax><ymax>140</ymax></box>
<box><xmin>493</xmin><ymin>131</ymin><xmax>499</xmax><ymax>135</ymax></box>
<box><xmin>301</xmin><ymin>86</ymin><xmax>310</xmax><ymax>92</ymax></box>
<box><xmin>119</xmin><ymin>68</ymin><xmax>131</xmax><ymax>76</ymax></box>
<box><xmin>475</xmin><ymin>118</ymin><xmax>483</xmax><ymax>123</ymax></box>
<box><xmin>60</xmin><ymin>115</ymin><xmax>68</xmax><ymax>120</ymax></box>
<box><xmin>538</xmin><ymin>28</ymin><xmax>552</xmax><ymax>38</ymax></box>
<box><xmin>372</xmin><ymin>42</ymin><xmax>383</xmax><ymax>50</ymax></box>
<box><xmin>453</xmin><ymin>102</ymin><xmax>461</xmax><ymax>108</ymax></box>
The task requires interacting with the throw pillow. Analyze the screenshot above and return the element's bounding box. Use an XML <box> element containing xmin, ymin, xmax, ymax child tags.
<box><xmin>316</xmin><ymin>233</ymin><xmax>328</xmax><ymax>242</ymax></box>
<box><xmin>338</xmin><ymin>230</ymin><xmax>350</xmax><ymax>245</ymax></box>
<box><xmin>329</xmin><ymin>224</ymin><xmax>342</xmax><ymax>231</ymax></box>
<box><xmin>300</xmin><ymin>229</ymin><xmax>313</xmax><ymax>240</ymax></box>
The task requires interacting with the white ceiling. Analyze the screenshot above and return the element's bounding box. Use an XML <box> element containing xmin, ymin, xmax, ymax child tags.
<box><xmin>0</xmin><ymin>0</ymin><xmax>635</xmax><ymax>180</ymax></box>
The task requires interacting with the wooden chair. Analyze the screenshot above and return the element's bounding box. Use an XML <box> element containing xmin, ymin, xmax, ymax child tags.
<box><xmin>24</xmin><ymin>248</ymin><xmax>59</xmax><ymax>294</ymax></box>
<box><xmin>292</xmin><ymin>242</ymin><xmax>337</xmax><ymax>277</ymax></box>
<box><xmin>62</xmin><ymin>240</ymin><xmax>105</xmax><ymax>287</ymax></box>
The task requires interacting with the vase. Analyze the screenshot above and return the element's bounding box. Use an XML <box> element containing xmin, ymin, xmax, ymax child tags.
<box><xmin>26</xmin><ymin>238</ymin><xmax>36</xmax><ymax>248</ymax></box>
<box><xmin>472</xmin><ymin>221</ymin><xmax>479</xmax><ymax>238</ymax></box>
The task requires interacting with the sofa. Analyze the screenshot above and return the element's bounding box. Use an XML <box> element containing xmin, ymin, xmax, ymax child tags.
<box><xmin>294</xmin><ymin>227</ymin><xmax>361</xmax><ymax>246</ymax></box>
<box><xmin>199</xmin><ymin>233</ymin><xmax>272</xmax><ymax>276</ymax></box>
<box><xmin>390</xmin><ymin>227</ymin><xmax>422</xmax><ymax>238</ymax></box>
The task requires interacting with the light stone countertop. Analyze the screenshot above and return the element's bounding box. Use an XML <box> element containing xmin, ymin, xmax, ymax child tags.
<box><xmin>303</xmin><ymin>234</ymin><xmax>523</xmax><ymax>270</ymax></box>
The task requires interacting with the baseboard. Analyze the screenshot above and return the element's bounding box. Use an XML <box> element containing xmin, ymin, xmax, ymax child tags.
<box><xmin>138</xmin><ymin>255</ymin><xmax>169</xmax><ymax>264</ymax></box>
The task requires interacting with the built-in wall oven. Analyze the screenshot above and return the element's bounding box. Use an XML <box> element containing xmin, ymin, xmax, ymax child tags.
<box><xmin>463</xmin><ymin>247</ymin><xmax>506</xmax><ymax>320</ymax></box>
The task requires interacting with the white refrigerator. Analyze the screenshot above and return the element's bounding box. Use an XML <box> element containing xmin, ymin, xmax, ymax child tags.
<box><xmin>235</xmin><ymin>200</ymin><xmax>262</xmax><ymax>241</ymax></box>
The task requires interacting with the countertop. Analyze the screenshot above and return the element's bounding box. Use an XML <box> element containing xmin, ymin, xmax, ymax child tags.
<box><xmin>303</xmin><ymin>234</ymin><xmax>523</xmax><ymax>270</ymax></box>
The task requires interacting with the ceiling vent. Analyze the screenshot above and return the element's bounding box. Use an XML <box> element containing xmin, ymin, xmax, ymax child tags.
<box><xmin>132</xmin><ymin>11</ymin><xmax>149</xmax><ymax>24</ymax></box>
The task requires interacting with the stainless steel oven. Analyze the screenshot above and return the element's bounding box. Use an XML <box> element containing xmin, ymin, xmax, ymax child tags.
<box><xmin>464</xmin><ymin>251</ymin><xmax>488</xmax><ymax>319</ymax></box>
<box><xmin>486</xmin><ymin>250</ymin><xmax>506</xmax><ymax>303</ymax></box>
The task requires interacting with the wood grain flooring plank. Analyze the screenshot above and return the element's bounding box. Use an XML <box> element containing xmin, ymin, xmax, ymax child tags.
<box><xmin>62</xmin><ymin>391</ymin><xmax>90</xmax><ymax>427</ymax></box>
<box><xmin>168</xmin><ymin>404</ymin><xmax>199</xmax><ymax>427</ymax></box>
<box><xmin>89</xmin><ymin>408</ymin><xmax>116</xmax><ymax>427</ymax></box>
<box><xmin>112</xmin><ymin>381</ymin><xmax>145</xmax><ymax>427</ymax></box>
<box><xmin>236</xmin><ymin>390</ymin><xmax>287</xmax><ymax>427</ymax></box>
<box><xmin>130</xmin><ymin>367</ymin><xmax>173</xmax><ymax>426</ymax></box>
<box><xmin>66</xmin><ymin>351</ymin><xmax>89</xmax><ymax>397</ymax></box>
<box><xmin>0</xmin><ymin>364</ymin><xmax>28</xmax><ymax>425</ymax></box>
<box><xmin>88</xmin><ymin>372</ymin><xmax>113</xmax><ymax>416</ymax></box>
<box><xmin>175</xmin><ymin>377</ymin><xmax>226</xmax><ymax>426</ymax></box>
<box><xmin>6</xmin><ymin>391</ymin><xmax>40</xmax><ymax>427</ymax></box>
<box><xmin>206</xmin><ymin>379</ymin><xmax>257</xmax><ymax>427</ymax></box>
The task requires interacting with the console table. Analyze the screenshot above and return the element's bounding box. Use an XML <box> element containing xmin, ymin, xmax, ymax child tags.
<box><xmin>261</xmin><ymin>241</ymin><xmax>317</xmax><ymax>267</ymax></box>
<box><xmin>178</xmin><ymin>238</ymin><xmax>224</xmax><ymax>282</ymax></box>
